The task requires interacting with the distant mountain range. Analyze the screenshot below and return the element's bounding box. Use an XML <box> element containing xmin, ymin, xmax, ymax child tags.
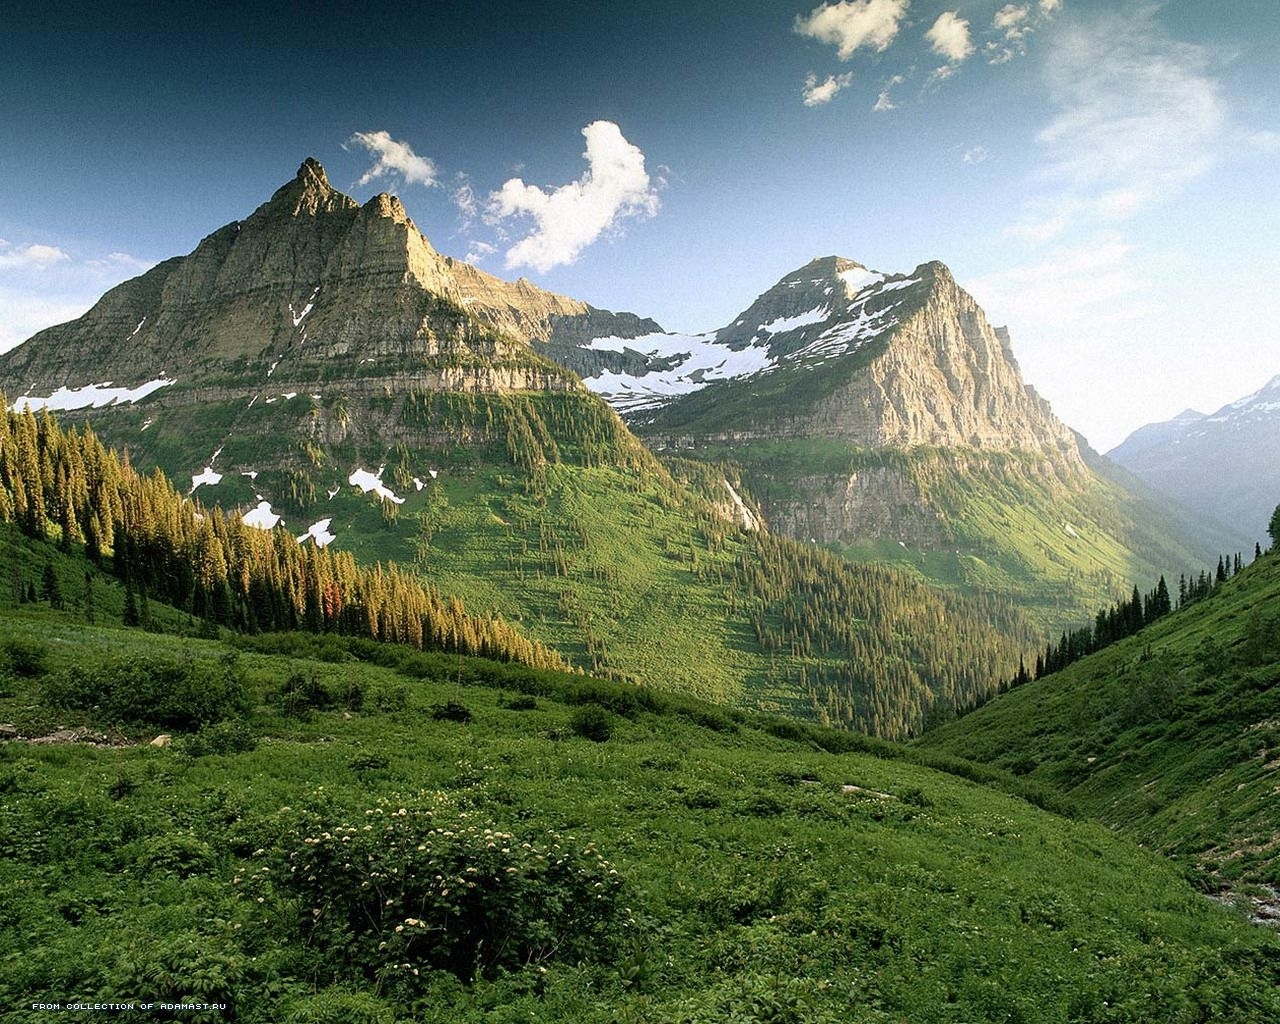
<box><xmin>1108</xmin><ymin>375</ymin><xmax>1280</xmax><ymax>549</ymax></box>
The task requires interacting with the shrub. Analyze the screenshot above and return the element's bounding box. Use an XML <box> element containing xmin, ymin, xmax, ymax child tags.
<box><xmin>41</xmin><ymin>653</ymin><xmax>248</xmax><ymax>730</ymax></box>
<box><xmin>2</xmin><ymin>636</ymin><xmax>48</xmax><ymax>678</ymax></box>
<box><xmin>242</xmin><ymin>794</ymin><xmax>628</xmax><ymax>989</ymax></box>
<box><xmin>280</xmin><ymin>667</ymin><xmax>332</xmax><ymax>717</ymax></box>
<box><xmin>570</xmin><ymin>703</ymin><xmax>613</xmax><ymax>742</ymax></box>
<box><xmin>431</xmin><ymin>701</ymin><xmax>472</xmax><ymax>723</ymax></box>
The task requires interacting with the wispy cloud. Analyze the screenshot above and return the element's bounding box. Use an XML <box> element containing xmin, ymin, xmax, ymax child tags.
<box><xmin>803</xmin><ymin>72</ymin><xmax>854</xmax><ymax>106</ymax></box>
<box><xmin>1030</xmin><ymin>4</ymin><xmax>1226</xmax><ymax>227</ymax></box>
<box><xmin>872</xmin><ymin>73</ymin><xmax>906</xmax><ymax>111</ymax></box>
<box><xmin>794</xmin><ymin>0</ymin><xmax>910</xmax><ymax>60</ymax></box>
<box><xmin>962</xmin><ymin>146</ymin><xmax>988</xmax><ymax>164</ymax></box>
<box><xmin>0</xmin><ymin>242</ymin><xmax>155</xmax><ymax>353</ymax></box>
<box><xmin>346</xmin><ymin>131</ymin><xmax>438</xmax><ymax>189</ymax></box>
<box><xmin>486</xmin><ymin>121</ymin><xmax>660</xmax><ymax>273</ymax></box>
<box><xmin>969</xmin><ymin>235</ymin><xmax>1155</xmax><ymax>329</ymax></box>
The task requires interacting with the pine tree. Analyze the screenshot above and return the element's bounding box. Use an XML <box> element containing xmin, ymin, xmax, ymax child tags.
<box><xmin>40</xmin><ymin>560</ymin><xmax>62</xmax><ymax>610</ymax></box>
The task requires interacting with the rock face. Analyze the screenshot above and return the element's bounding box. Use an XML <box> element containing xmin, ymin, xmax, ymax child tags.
<box><xmin>0</xmin><ymin>158</ymin><xmax>650</xmax><ymax>403</ymax></box>
<box><xmin>1109</xmin><ymin>375</ymin><xmax>1280</xmax><ymax>546</ymax></box>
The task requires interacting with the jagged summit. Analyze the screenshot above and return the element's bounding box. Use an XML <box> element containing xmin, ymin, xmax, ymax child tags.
<box><xmin>0</xmin><ymin>158</ymin><xmax>650</xmax><ymax>402</ymax></box>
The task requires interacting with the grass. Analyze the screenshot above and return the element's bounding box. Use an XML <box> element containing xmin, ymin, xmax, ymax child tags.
<box><xmin>919</xmin><ymin>545</ymin><xmax>1280</xmax><ymax>890</ymax></box>
<box><xmin>1</xmin><ymin>608</ymin><xmax>1278</xmax><ymax>1022</ymax></box>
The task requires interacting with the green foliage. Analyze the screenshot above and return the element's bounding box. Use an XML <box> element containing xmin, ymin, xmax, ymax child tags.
<box><xmin>922</xmin><ymin>547</ymin><xmax>1280</xmax><ymax>887</ymax></box>
<box><xmin>241</xmin><ymin>793</ymin><xmax>628</xmax><ymax>987</ymax></box>
<box><xmin>41</xmin><ymin>651</ymin><xmax>248</xmax><ymax>730</ymax></box>
<box><xmin>2</xmin><ymin>614</ymin><xmax>1279</xmax><ymax>1022</ymax></box>
<box><xmin>2</xmin><ymin>635</ymin><xmax>48</xmax><ymax>677</ymax></box>
<box><xmin>570</xmin><ymin>703</ymin><xmax>613</xmax><ymax>742</ymax></box>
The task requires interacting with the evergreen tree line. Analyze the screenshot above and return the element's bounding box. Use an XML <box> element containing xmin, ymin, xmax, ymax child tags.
<box><xmin>1021</xmin><ymin>546</ymin><xmax>1262</xmax><ymax>687</ymax></box>
<box><xmin>0</xmin><ymin>403</ymin><xmax>567</xmax><ymax>671</ymax></box>
<box><xmin>731</xmin><ymin>533</ymin><xmax>1040</xmax><ymax>740</ymax></box>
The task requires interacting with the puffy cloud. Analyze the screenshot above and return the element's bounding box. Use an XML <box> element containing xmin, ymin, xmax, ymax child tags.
<box><xmin>994</xmin><ymin>4</ymin><xmax>1031</xmax><ymax>39</ymax></box>
<box><xmin>926</xmin><ymin>12</ymin><xmax>974</xmax><ymax>64</ymax></box>
<box><xmin>0</xmin><ymin>241</ymin><xmax>70</xmax><ymax>270</ymax></box>
<box><xmin>872</xmin><ymin>74</ymin><xmax>905</xmax><ymax>111</ymax></box>
<box><xmin>1039</xmin><ymin>0</ymin><xmax>1062</xmax><ymax>14</ymax></box>
<box><xmin>347</xmin><ymin>131</ymin><xmax>438</xmax><ymax>189</ymax></box>
<box><xmin>794</xmin><ymin>0</ymin><xmax>910</xmax><ymax>60</ymax></box>
<box><xmin>487</xmin><ymin>121</ymin><xmax>660</xmax><ymax>273</ymax></box>
<box><xmin>803</xmin><ymin>72</ymin><xmax>854</xmax><ymax>106</ymax></box>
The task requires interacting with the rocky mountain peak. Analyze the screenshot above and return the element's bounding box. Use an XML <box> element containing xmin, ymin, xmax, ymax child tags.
<box><xmin>263</xmin><ymin>156</ymin><xmax>354</xmax><ymax>219</ymax></box>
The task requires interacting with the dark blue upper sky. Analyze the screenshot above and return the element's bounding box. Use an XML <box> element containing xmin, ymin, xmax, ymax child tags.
<box><xmin>3</xmin><ymin>0</ymin><xmax>1278</xmax><ymax>447</ymax></box>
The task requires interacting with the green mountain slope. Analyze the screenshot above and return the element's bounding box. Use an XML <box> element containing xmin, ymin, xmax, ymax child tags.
<box><xmin>2</xmin><ymin>607</ymin><xmax>1278</xmax><ymax>1023</ymax></box>
<box><xmin>919</xmin><ymin>543</ymin><xmax>1280</xmax><ymax>892</ymax></box>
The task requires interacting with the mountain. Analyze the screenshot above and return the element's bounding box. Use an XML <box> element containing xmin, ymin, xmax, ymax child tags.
<box><xmin>0</xmin><ymin>160</ymin><xmax>1048</xmax><ymax>738</ymax></box>
<box><xmin>552</xmin><ymin>255</ymin><xmax>1215</xmax><ymax>628</ymax></box>
<box><xmin>919</xmin><ymin>542</ymin><xmax>1280</xmax><ymax>897</ymax></box>
<box><xmin>1108</xmin><ymin>375</ymin><xmax>1280</xmax><ymax>549</ymax></box>
<box><xmin>2</xmin><ymin>158</ymin><xmax>658</xmax><ymax>401</ymax></box>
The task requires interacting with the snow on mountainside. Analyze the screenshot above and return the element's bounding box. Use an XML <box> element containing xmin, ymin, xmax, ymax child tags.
<box><xmin>1108</xmin><ymin>374</ymin><xmax>1280</xmax><ymax>545</ymax></box>
<box><xmin>572</xmin><ymin>257</ymin><xmax>920</xmax><ymax>412</ymax></box>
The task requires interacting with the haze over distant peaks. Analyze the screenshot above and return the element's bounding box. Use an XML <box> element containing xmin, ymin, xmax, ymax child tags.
<box><xmin>1109</xmin><ymin>374</ymin><xmax>1280</xmax><ymax>544</ymax></box>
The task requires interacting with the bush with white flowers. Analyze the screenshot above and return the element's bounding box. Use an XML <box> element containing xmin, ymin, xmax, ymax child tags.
<box><xmin>238</xmin><ymin>792</ymin><xmax>627</xmax><ymax>989</ymax></box>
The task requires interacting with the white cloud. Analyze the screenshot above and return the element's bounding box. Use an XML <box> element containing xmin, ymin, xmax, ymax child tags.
<box><xmin>926</xmin><ymin>12</ymin><xmax>974</xmax><ymax>64</ymax></box>
<box><xmin>463</xmin><ymin>241</ymin><xmax>497</xmax><ymax>265</ymax></box>
<box><xmin>487</xmin><ymin>121</ymin><xmax>660</xmax><ymax>273</ymax></box>
<box><xmin>1033</xmin><ymin>5</ymin><xmax>1226</xmax><ymax>219</ymax></box>
<box><xmin>87</xmin><ymin>251</ymin><xmax>154</xmax><ymax>274</ymax></box>
<box><xmin>1039</xmin><ymin>0</ymin><xmax>1062</xmax><ymax>14</ymax></box>
<box><xmin>969</xmin><ymin>235</ymin><xmax>1153</xmax><ymax>328</ymax></box>
<box><xmin>994</xmin><ymin>4</ymin><xmax>1031</xmax><ymax>39</ymax></box>
<box><xmin>0</xmin><ymin>287</ymin><xmax>91</xmax><ymax>353</ymax></box>
<box><xmin>803</xmin><ymin>72</ymin><xmax>854</xmax><ymax>106</ymax></box>
<box><xmin>794</xmin><ymin>0</ymin><xmax>910</xmax><ymax>60</ymax></box>
<box><xmin>871</xmin><ymin>73</ymin><xmax>905</xmax><ymax>112</ymax></box>
<box><xmin>347</xmin><ymin>130</ymin><xmax>438</xmax><ymax>189</ymax></box>
<box><xmin>962</xmin><ymin>146</ymin><xmax>988</xmax><ymax>164</ymax></box>
<box><xmin>0</xmin><ymin>241</ymin><xmax>70</xmax><ymax>270</ymax></box>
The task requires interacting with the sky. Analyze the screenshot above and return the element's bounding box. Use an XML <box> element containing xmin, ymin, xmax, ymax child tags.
<box><xmin>1</xmin><ymin>0</ymin><xmax>1277</xmax><ymax>451</ymax></box>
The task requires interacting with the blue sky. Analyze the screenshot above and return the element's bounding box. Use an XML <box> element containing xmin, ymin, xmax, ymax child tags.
<box><xmin>1</xmin><ymin>0</ymin><xmax>1277</xmax><ymax>449</ymax></box>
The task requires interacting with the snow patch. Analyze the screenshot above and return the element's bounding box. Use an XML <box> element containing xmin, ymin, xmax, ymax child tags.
<box><xmin>759</xmin><ymin>307</ymin><xmax>828</xmax><ymax>334</ymax></box>
<box><xmin>129</xmin><ymin>318</ymin><xmax>146</xmax><ymax>338</ymax></box>
<box><xmin>190</xmin><ymin>466</ymin><xmax>223</xmax><ymax>493</ymax></box>
<box><xmin>722</xmin><ymin>479</ymin><xmax>760</xmax><ymax>531</ymax></box>
<box><xmin>241</xmin><ymin>470</ymin><xmax>258</xmax><ymax>480</ymax></box>
<box><xmin>289</xmin><ymin>287</ymin><xmax>319</xmax><ymax>328</ymax></box>
<box><xmin>12</xmin><ymin>377</ymin><xmax>175</xmax><ymax>412</ymax></box>
<box><xmin>583</xmin><ymin>330</ymin><xmax>773</xmax><ymax>412</ymax></box>
<box><xmin>297</xmin><ymin>517</ymin><xmax>336</xmax><ymax>548</ymax></box>
<box><xmin>838</xmin><ymin>267</ymin><xmax>884</xmax><ymax>295</ymax></box>
<box><xmin>348</xmin><ymin>466</ymin><xmax>405</xmax><ymax>504</ymax></box>
<box><xmin>243</xmin><ymin>501</ymin><xmax>282</xmax><ymax>530</ymax></box>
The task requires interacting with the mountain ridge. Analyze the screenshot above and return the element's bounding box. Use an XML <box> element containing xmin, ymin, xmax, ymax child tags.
<box><xmin>1108</xmin><ymin>374</ymin><xmax>1280</xmax><ymax>547</ymax></box>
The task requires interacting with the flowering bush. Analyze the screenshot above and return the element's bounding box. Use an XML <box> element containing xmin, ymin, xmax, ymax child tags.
<box><xmin>239</xmin><ymin>792</ymin><xmax>627</xmax><ymax>987</ymax></box>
